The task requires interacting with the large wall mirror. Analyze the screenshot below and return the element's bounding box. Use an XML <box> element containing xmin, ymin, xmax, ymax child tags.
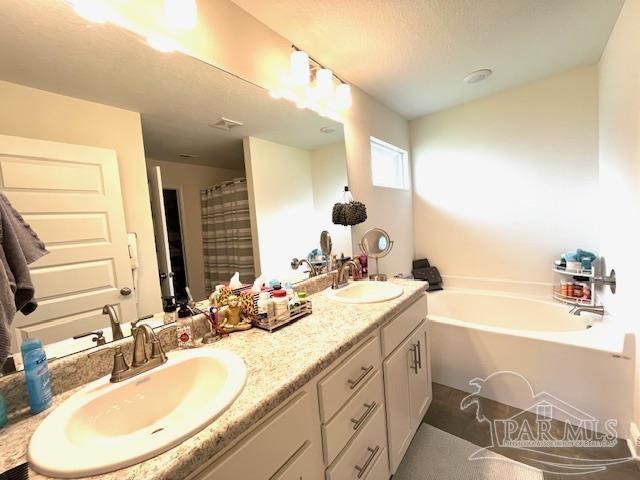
<box><xmin>0</xmin><ymin>0</ymin><xmax>351</xmax><ymax>368</ymax></box>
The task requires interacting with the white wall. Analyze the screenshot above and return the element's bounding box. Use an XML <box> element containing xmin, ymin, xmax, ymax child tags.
<box><xmin>0</xmin><ymin>80</ymin><xmax>162</xmax><ymax>318</ymax></box>
<box><xmin>244</xmin><ymin>137</ymin><xmax>318</xmax><ymax>279</ymax></box>
<box><xmin>344</xmin><ymin>89</ymin><xmax>413</xmax><ymax>275</ymax></box>
<box><xmin>146</xmin><ymin>158</ymin><xmax>244</xmax><ymax>301</ymax></box>
<box><xmin>245</xmin><ymin>137</ymin><xmax>352</xmax><ymax>280</ymax></box>
<box><xmin>598</xmin><ymin>0</ymin><xmax>640</xmax><ymax>431</ymax></box>
<box><xmin>410</xmin><ymin>66</ymin><xmax>600</xmax><ymax>291</ymax></box>
<box><xmin>168</xmin><ymin>0</ymin><xmax>413</xmax><ymax>276</ymax></box>
<box><xmin>310</xmin><ymin>142</ymin><xmax>351</xmax><ymax>257</ymax></box>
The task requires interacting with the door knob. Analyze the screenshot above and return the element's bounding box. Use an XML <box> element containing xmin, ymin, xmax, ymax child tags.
<box><xmin>120</xmin><ymin>287</ymin><xmax>132</xmax><ymax>296</ymax></box>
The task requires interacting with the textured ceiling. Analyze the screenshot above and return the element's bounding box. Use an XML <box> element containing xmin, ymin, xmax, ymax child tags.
<box><xmin>231</xmin><ymin>0</ymin><xmax>624</xmax><ymax>119</ymax></box>
<box><xmin>0</xmin><ymin>0</ymin><xmax>343</xmax><ymax>169</ymax></box>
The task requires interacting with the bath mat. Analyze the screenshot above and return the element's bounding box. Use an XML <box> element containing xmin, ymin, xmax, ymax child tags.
<box><xmin>394</xmin><ymin>424</ymin><xmax>543</xmax><ymax>480</ymax></box>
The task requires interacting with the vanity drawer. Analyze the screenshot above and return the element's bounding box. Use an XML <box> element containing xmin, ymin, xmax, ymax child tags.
<box><xmin>318</xmin><ymin>336</ymin><xmax>381</xmax><ymax>422</ymax></box>
<box><xmin>198</xmin><ymin>391</ymin><xmax>318</xmax><ymax>480</ymax></box>
<box><xmin>272</xmin><ymin>441</ymin><xmax>323</xmax><ymax>480</ymax></box>
<box><xmin>322</xmin><ymin>370</ymin><xmax>384</xmax><ymax>464</ymax></box>
<box><xmin>360</xmin><ymin>445</ymin><xmax>390</xmax><ymax>480</ymax></box>
<box><xmin>381</xmin><ymin>295</ymin><xmax>427</xmax><ymax>357</ymax></box>
<box><xmin>325</xmin><ymin>405</ymin><xmax>387</xmax><ymax>480</ymax></box>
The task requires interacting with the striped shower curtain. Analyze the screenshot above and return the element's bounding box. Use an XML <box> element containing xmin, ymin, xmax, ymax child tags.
<box><xmin>201</xmin><ymin>178</ymin><xmax>255</xmax><ymax>292</ymax></box>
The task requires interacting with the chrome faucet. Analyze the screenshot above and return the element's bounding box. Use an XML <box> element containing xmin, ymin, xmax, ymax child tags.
<box><xmin>570</xmin><ymin>305</ymin><xmax>605</xmax><ymax>316</ymax></box>
<box><xmin>332</xmin><ymin>260</ymin><xmax>361</xmax><ymax>289</ymax></box>
<box><xmin>291</xmin><ymin>257</ymin><xmax>318</xmax><ymax>278</ymax></box>
<box><xmin>102</xmin><ymin>304</ymin><xmax>124</xmax><ymax>341</ymax></box>
<box><xmin>109</xmin><ymin>322</ymin><xmax>167</xmax><ymax>383</ymax></box>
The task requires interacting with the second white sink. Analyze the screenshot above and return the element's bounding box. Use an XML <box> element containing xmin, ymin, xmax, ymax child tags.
<box><xmin>29</xmin><ymin>348</ymin><xmax>246</xmax><ymax>478</ymax></box>
<box><xmin>324</xmin><ymin>281</ymin><xmax>404</xmax><ymax>304</ymax></box>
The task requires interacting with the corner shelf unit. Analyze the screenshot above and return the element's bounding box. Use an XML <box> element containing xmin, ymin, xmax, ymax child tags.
<box><xmin>551</xmin><ymin>266</ymin><xmax>596</xmax><ymax>307</ymax></box>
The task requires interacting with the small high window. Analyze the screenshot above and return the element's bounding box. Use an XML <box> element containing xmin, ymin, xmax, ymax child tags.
<box><xmin>370</xmin><ymin>137</ymin><xmax>410</xmax><ymax>190</ymax></box>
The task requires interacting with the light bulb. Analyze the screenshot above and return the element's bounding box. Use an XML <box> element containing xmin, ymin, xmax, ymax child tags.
<box><xmin>290</xmin><ymin>51</ymin><xmax>310</xmax><ymax>86</ymax></box>
<box><xmin>69</xmin><ymin>0</ymin><xmax>112</xmax><ymax>23</ymax></box>
<box><xmin>335</xmin><ymin>83</ymin><xmax>352</xmax><ymax>109</ymax></box>
<box><xmin>165</xmin><ymin>0</ymin><xmax>198</xmax><ymax>30</ymax></box>
<box><xmin>315</xmin><ymin>68</ymin><xmax>334</xmax><ymax>100</ymax></box>
<box><xmin>147</xmin><ymin>34</ymin><xmax>177</xmax><ymax>53</ymax></box>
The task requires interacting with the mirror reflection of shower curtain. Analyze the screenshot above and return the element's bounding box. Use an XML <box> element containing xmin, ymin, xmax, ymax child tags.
<box><xmin>201</xmin><ymin>178</ymin><xmax>255</xmax><ymax>291</ymax></box>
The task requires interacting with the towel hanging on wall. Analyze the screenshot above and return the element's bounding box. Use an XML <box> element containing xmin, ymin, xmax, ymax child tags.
<box><xmin>332</xmin><ymin>186</ymin><xmax>367</xmax><ymax>226</ymax></box>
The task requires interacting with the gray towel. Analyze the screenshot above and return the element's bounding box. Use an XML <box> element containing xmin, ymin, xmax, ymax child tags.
<box><xmin>0</xmin><ymin>193</ymin><xmax>48</xmax><ymax>366</ymax></box>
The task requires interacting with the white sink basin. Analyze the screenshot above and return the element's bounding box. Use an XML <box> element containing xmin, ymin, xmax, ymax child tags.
<box><xmin>29</xmin><ymin>348</ymin><xmax>246</xmax><ymax>478</ymax></box>
<box><xmin>324</xmin><ymin>281</ymin><xmax>404</xmax><ymax>304</ymax></box>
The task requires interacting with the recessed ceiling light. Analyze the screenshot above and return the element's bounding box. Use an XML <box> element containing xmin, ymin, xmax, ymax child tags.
<box><xmin>208</xmin><ymin>117</ymin><xmax>244</xmax><ymax>131</ymax></box>
<box><xmin>463</xmin><ymin>68</ymin><xmax>493</xmax><ymax>84</ymax></box>
<box><xmin>320</xmin><ymin>126</ymin><xmax>337</xmax><ymax>134</ymax></box>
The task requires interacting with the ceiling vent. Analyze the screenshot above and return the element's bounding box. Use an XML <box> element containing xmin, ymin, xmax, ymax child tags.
<box><xmin>178</xmin><ymin>153</ymin><xmax>198</xmax><ymax>159</ymax></box>
<box><xmin>208</xmin><ymin>117</ymin><xmax>244</xmax><ymax>131</ymax></box>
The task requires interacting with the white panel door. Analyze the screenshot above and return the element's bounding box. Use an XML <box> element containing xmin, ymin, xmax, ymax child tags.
<box><xmin>0</xmin><ymin>134</ymin><xmax>136</xmax><ymax>348</ymax></box>
<box><xmin>147</xmin><ymin>166</ymin><xmax>174</xmax><ymax>298</ymax></box>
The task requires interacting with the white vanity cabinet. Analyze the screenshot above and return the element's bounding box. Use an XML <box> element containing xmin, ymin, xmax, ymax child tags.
<box><xmin>190</xmin><ymin>292</ymin><xmax>430</xmax><ymax>480</ymax></box>
<box><xmin>191</xmin><ymin>386</ymin><xmax>324</xmax><ymax>480</ymax></box>
<box><xmin>381</xmin><ymin>296</ymin><xmax>431</xmax><ymax>473</ymax></box>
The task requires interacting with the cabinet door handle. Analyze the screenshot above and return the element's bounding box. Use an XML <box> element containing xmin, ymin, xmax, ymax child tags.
<box><xmin>348</xmin><ymin>365</ymin><xmax>373</xmax><ymax>390</ymax></box>
<box><xmin>416</xmin><ymin>339</ymin><xmax>422</xmax><ymax>370</ymax></box>
<box><xmin>350</xmin><ymin>401</ymin><xmax>377</xmax><ymax>430</ymax></box>
<box><xmin>355</xmin><ymin>446</ymin><xmax>380</xmax><ymax>478</ymax></box>
<box><xmin>410</xmin><ymin>345</ymin><xmax>419</xmax><ymax>374</ymax></box>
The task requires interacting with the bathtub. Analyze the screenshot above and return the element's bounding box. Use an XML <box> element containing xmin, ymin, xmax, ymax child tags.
<box><xmin>427</xmin><ymin>289</ymin><xmax>635</xmax><ymax>438</ymax></box>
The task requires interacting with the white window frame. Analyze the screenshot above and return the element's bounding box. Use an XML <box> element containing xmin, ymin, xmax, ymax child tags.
<box><xmin>370</xmin><ymin>136</ymin><xmax>410</xmax><ymax>190</ymax></box>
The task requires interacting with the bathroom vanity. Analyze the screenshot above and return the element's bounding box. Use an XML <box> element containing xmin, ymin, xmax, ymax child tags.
<box><xmin>187</xmin><ymin>282</ymin><xmax>430</xmax><ymax>480</ymax></box>
<box><xmin>0</xmin><ymin>279</ymin><xmax>429</xmax><ymax>480</ymax></box>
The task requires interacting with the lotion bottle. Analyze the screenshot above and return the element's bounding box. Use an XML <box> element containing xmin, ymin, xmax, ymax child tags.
<box><xmin>21</xmin><ymin>339</ymin><xmax>52</xmax><ymax>414</ymax></box>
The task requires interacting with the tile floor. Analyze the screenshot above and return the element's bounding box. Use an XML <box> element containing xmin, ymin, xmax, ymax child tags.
<box><xmin>422</xmin><ymin>383</ymin><xmax>640</xmax><ymax>480</ymax></box>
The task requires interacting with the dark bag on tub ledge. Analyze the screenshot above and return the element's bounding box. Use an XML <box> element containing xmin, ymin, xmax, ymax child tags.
<box><xmin>412</xmin><ymin>258</ymin><xmax>443</xmax><ymax>291</ymax></box>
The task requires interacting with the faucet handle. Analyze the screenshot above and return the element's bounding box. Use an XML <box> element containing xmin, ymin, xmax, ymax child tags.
<box><xmin>111</xmin><ymin>346</ymin><xmax>130</xmax><ymax>380</ymax></box>
<box><xmin>150</xmin><ymin>335</ymin><xmax>167</xmax><ymax>362</ymax></box>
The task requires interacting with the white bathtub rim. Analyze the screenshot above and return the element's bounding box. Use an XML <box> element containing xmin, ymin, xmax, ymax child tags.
<box><xmin>427</xmin><ymin>289</ymin><xmax>633</xmax><ymax>356</ymax></box>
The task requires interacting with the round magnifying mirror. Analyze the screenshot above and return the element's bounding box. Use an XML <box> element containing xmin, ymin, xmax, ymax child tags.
<box><xmin>320</xmin><ymin>230</ymin><xmax>333</xmax><ymax>256</ymax></box>
<box><xmin>360</xmin><ymin>228</ymin><xmax>393</xmax><ymax>258</ymax></box>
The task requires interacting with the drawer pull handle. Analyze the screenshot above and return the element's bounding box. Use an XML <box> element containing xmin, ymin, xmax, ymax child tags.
<box><xmin>350</xmin><ymin>401</ymin><xmax>377</xmax><ymax>430</ymax></box>
<box><xmin>416</xmin><ymin>339</ymin><xmax>423</xmax><ymax>370</ymax></box>
<box><xmin>348</xmin><ymin>365</ymin><xmax>374</xmax><ymax>390</ymax></box>
<box><xmin>410</xmin><ymin>345</ymin><xmax>419</xmax><ymax>374</ymax></box>
<box><xmin>355</xmin><ymin>445</ymin><xmax>380</xmax><ymax>478</ymax></box>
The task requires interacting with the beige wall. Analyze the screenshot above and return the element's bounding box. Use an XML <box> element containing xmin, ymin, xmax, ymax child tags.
<box><xmin>0</xmin><ymin>80</ymin><xmax>161</xmax><ymax>318</ymax></box>
<box><xmin>598</xmin><ymin>0</ymin><xmax>640</xmax><ymax>431</ymax></box>
<box><xmin>146</xmin><ymin>158</ymin><xmax>244</xmax><ymax>301</ymax></box>
<box><xmin>310</xmin><ymin>142</ymin><xmax>351</xmax><ymax>258</ymax></box>
<box><xmin>410</xmin><ymin>66</ymin><xmax>599</xmax><ymax>290</ymax></box>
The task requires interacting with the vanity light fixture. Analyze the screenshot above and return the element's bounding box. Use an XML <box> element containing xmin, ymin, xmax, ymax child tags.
<box><xmin>68</xmin><ymin>0</ymin><xmax>113</xmax><ymax>23</ymax></box>
<box><xmin>66</xmin><ymin>0</ymin><xmax>197</xmax><ymax>54</ymax></box>
<box><xmin>146</xmin><ymin>34</ymin><xmax>178</xmax><ymax>53</ymax></box>
<box><xmin>270</xmin><ymin>46</ymin><xmax>353</xmax><ymax>118</ymax></box>
<box><xmin>290</xmin><ymin>50</ymin><xmax>311</xmax><ymax>86</ymax></box>
<box><xmin>164</xmin><ymin>0</ymin><xmax>198</xmax><ymax>30</ymax></box>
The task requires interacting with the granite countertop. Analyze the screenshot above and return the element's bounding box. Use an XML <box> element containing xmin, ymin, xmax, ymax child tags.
<box><xmin>0</xmin><ymin>279</ymin><xmax>426</xmax><ymax>480</ymax></box>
